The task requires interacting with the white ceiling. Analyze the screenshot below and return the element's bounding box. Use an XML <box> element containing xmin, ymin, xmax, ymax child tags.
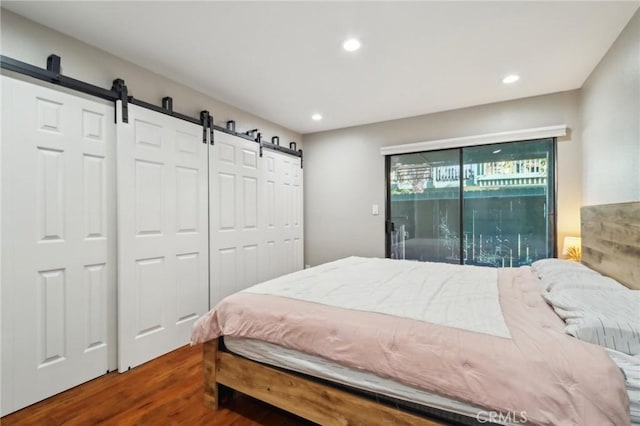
<box><xmin>3</xmin><ymin>1</ymin><xmax>639</xmax><ymax>135</ymax></box>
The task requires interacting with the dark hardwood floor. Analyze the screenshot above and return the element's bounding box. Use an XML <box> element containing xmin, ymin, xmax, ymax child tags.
<box><xmin>1</xmin><ymin>344</ymin><xmax>315</xmax><ymax>425</ymax></box>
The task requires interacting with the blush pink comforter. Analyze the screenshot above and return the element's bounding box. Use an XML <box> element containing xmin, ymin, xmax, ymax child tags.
<box><xmin>191</xmin><ymin>266</ymin><xmax>629</xmax><ymax>426</ymax></box>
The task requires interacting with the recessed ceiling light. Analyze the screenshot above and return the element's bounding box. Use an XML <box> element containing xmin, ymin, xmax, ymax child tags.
<box><xmin>342</xmin><ymin>38</ymin><xmax>361</xmax><ymax>52</ymax></box>
<box><xmin>502</xmin><ymin>74</ymin><xmax>520</xmax><ymax>84</ymax></box>
<box><xmin>311</xmin><ymin>113</ymin><xmax>323</xmax><ymax>121</ymax></box>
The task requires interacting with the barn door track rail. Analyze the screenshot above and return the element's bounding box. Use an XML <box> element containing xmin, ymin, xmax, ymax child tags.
<box><xmin>1</xmin><ymin>53</ymin><xmax>303</xmax><ymax>162</ymax></box>
<box><xmin>0</xmin><ymin>54</ymin><xmax>209</xmax><ymax>141</ymax></box>
<box><xmin>1</xmin><ymin>54</ymin><xmax>119</xmax><ymax>103</ymax></box>
<box><xmin>209</xmin><ymin>120</ymin><xmax>303</xmax><ymax>164</ymax></box>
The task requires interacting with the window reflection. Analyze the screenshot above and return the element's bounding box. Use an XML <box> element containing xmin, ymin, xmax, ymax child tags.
<box><xmin>389</xmin><ymin>139</ymin><xmax>555</xmax><ymax>267</ymax></box>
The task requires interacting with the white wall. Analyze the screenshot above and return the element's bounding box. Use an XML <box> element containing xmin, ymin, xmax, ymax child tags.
<box><xmin>581</xmin><ymin>9</ymin><xmax>639</xmax><ymax>205</ymax></box>
<box><xmin>0</xmin><ymin>9</ymin><xmax>301</xmax><ymax>145</ymax></box>
<box><xmin>303</xmin><ymin>91</ymin><xmax>582</xmax><ymax>267</ymax></box>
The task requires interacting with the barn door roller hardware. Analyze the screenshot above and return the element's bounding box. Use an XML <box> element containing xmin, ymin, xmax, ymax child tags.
<box><xmin>209</xmin><ymin>116</ymin><xmax>215</xmax><ymax>145</ymax></box>
<box><xmin>127</xmin><ymin>97</ymin><xmax>203</xmax><ymax>129</ymax></box>
<box><xmin>210</xmin><ymin>123</ymin><xmax>262</xmax><ymax>143</ymax></box>
<box><xmin>208</xmin><ymin>119</ymin><xmax>303</xmax><ymax>164</ymax></box>
<box><xmin>199</xmin><ymin>110</ymin><xmax>214</xmax><ymax>145</ymax></box>
<box><xmin>200</xmin><ymin>111</ymin><xmax>209</xmax><ymax>144</ymax></box>
<box><xmin>111</xmin><ymin>78</ymin><xmax>129</xmax><ymax>123</ymax></box>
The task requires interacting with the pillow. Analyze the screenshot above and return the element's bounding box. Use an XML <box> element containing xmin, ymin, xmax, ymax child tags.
<box><xmin>531</xmin><ymin>258</ymin><xmax>598</xmax><ymax>281</ymax></box>
<box><xmin>544</xmin><ymin>288</ymin><xmax>640</xmax><ymax>355</ymax></box>
<box><xmin>542</xmin><ymin>271</ymin><xmax>628</xmax><ymax>293</ymax></box>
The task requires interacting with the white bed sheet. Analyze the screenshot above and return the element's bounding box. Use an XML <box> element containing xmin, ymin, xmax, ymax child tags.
<box><xmin>245</xmin><ymin>256</ymin><xmax>510</xmax><ymax>338</ymax></box>
<box><xmin>605</xmin><ymin>348</ymin><xmax>640</xmax><ymax>425</ymax></box>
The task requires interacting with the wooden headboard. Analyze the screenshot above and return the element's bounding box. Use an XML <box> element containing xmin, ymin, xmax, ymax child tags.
<box><xmin>581</xmin><ymin>201</ymin><xmax>640</xmax><ymax>290</ymax></box>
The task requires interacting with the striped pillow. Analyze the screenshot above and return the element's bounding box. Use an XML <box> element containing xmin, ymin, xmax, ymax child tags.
<box><xmin>543</xmin><ymin>271</ymin><xmax>628</xmax><ymax>292</ymax></box>
<box><xmin>531</xmin><ymin>258</ymin><xmax>599</xmax><ymax>281</ymax></box>
<box><xmin>543</xmin><ymin>288</ymin><xmax>640</xmax><ymax>355</ymax></box>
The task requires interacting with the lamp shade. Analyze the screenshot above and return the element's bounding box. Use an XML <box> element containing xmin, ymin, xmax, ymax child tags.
<box><xmin>562</xmin><ymin>236</ymin><xmax>582</xmax><ymax>261</ymax></box>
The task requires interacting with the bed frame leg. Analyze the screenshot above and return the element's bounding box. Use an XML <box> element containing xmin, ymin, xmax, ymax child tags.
<box><xmin>203</xmin><ymin>339</ymin><xmax>220</xmax><ymax>409</ymax></box>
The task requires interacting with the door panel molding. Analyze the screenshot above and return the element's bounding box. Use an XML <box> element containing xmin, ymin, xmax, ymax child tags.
<box><xmin>116</xmin><ymin>103</ymin><xmax>208</xmax><ymax>371</ymax></box>
<box><xmin>1</xmin><ymin>76</ymin><xmax>116</xmax><ymax>415</ymax></box>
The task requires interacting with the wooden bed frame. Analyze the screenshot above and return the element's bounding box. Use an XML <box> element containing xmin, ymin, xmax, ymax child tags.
<box><xmin>202</xmin><ymin>201</ymin><xmax>640</xmax><ymax>424</ymax></box>
<box><xmin>203</xmin><ymin>338</ymin><xmax>445</xmax><ymax>425</ymax></box>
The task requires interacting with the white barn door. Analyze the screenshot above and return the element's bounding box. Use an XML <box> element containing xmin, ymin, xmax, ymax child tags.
<box><xmin>260</xmin><ymin>149</ymin><xmax>304</xmax><ymax>280</ymax></box>
<box><xmin>284</xmin><ymin>153</ymin><xmax>304</xmax><ymax>273</ymax></box>
<box><xmin>260</xmin><ymin>150</ymin><xmax>304</xmax><ymax>279</ymax></box>
<box><xmin>116</xmin><ymin>103</ymin><xmax>208</xmax><ymax>371</ymax></box>
<box><xmin>1</xmin><ymin>76</ymin><xmax>116</xmax><ymax>415</ymax></box>
<box><xmin>209</xmin><ymin>136</ymin><xmax>304</xmax><ymax>306</ymax></box>
<box><xmin>209</xmin><ymin>131</ymin><xmax>262</xmax><ymax>305</ymax></box>
<box><xmin>261</xmin><ymin>150</ymin><xmax>281</xmax><ymax>281</ymax></box>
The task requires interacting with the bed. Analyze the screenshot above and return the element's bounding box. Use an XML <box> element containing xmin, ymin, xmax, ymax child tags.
<box><xmin>192</xmin><ymin>201</ymin><xmax>640</xmax><ymax>425</ymax></box>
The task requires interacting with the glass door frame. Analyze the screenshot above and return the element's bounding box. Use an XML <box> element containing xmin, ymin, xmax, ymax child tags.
<box><xmin>385</xmin><ymin>138</ymin><xmax>558</xmax><ymax>264</ymax></box>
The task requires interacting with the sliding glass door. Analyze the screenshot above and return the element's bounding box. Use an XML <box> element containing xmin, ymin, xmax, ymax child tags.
<box><xmin>462</xmin><ymin>139</ymin><xmax>555</xmax><ymax>266</ymax></box>
<box><xmin>387</xmin><ymin>138</ymin><xmax>555</xmax><ymax>266</ymax></box>
<box><xmin>388</xmin><ymin>150</ymin><xmax>460</xmax><ymax>264</ymax></box>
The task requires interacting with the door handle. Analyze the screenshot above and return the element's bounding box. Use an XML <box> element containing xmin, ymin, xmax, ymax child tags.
<box><xmin>385</xmin><ymin>221</ymin><xmax>395</xmax><ymax>234</ymax></box>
